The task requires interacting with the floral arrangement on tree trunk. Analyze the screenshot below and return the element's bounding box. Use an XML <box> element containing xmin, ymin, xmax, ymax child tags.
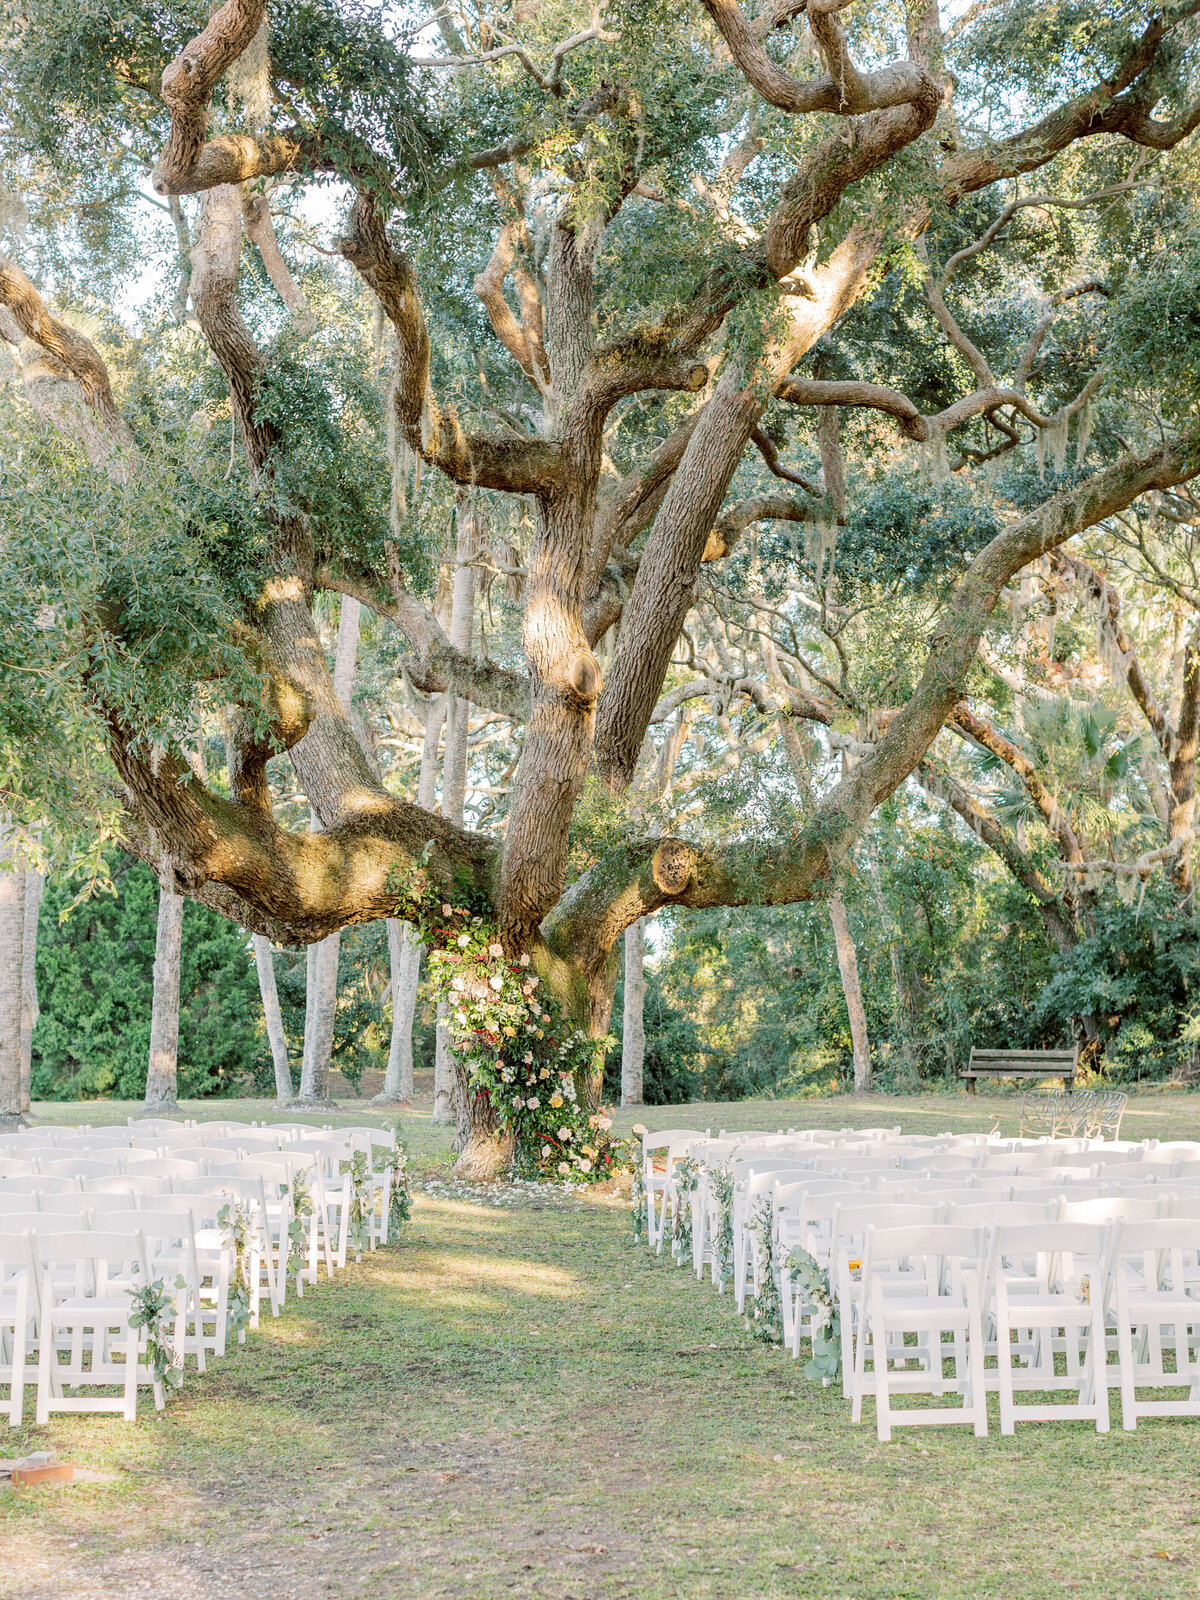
<box><xmin>393</xmin><ymin>867</ymin><xmax>621</xmax><ymax>1181</ymax></box>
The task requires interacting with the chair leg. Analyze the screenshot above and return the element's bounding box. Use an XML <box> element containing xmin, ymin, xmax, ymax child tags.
<box><xmin>124</xmin><ymin>1323</ymin><xmax>139</xmax><ymax>1421</ymax></box>
<box><xmin>996</xmin><ymin>1310</ymin><xmax>1017</xmax><ymax>1436</ymax></box>
<box><xmin>1116</xmin><ymin>1310</ymin><xmax>1138</xmax><ymax>1432</ymax></box>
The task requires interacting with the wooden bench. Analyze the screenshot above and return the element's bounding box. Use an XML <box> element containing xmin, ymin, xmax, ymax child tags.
<box><xmin>961</xmin><ymin>1047</ymin><xmax>1078</xmax><ymax>1094</ymax></box>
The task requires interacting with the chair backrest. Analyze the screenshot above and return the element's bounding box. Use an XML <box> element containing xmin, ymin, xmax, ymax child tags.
<box><xmin>641</xmin><ymin>1129</ymin><xmax>705</xmax><ymax>1156</ymax></box>
<box><xmin>342</xmin><ymin>1127</ymin><xmax>399</xmax><ymax>1155</ymax></box>
<box><xmin>831</xmin><ymin>1201</ymin><xmax>943</xmax><ymax>1250</ymax></box>
<box><xmin>989</xmin><ymin>1220</ymin><xmax>1109</xmax><ymax>1289</ymax></box>
<box><xmin>947</xmin><ymin>1200</ymin><xmax>1055</xmax><ymax>1227</ymax></box>
<box><xmin>127</xmin><ymin>1118</ymin><xmax>187</xmax><ymax>1131</ymax></box>
<box><xmin>82</xmin><ymin>1173</ymin><xmax>173</xmax><ymax>1196</ymax></box>
<box><xmin>1058</xmin><ymin>1195</ymin><xmax>1163</xmax><ymax>1224</ymax></box>
<box><xmin>901</xmin><ymin>1152</ymin><xmax>981</xmax><ymax>1174</ymax></box>
<box><xmin>101</xmin><ymin>1208</ymin><xmax>197</xmax><ymax>1248</ymax></box>
<box><xmin>1110</xmin><ymin>1217</ymin><xmax>1200</xmax><ymax>1292</ymax></box>
<box><xmin>862</xmin><ymin>1223</ymin><xmax>987</xmax><ymax>1283</ymax></box>
<box><xmin>0</xmin><ymin>1174</ymin><xmax>76</xmax><ymax>1195</ymax></box>
<box><xmin>35</xmin><ymin>1157</ymin><xmax>118</xmax><ymax>1179</ymax></box>
<box><xmin>54</xmin><ymin>1129</ymin><xmax>136</xmax><ymax>1150</ymax></box>
<box><xmin>2</xmin><ymin>1212</ymin><xmax>79</xmax><ymax>1233</ymax></box>
<box><xmin>32</xmin><ymin>1229</ymin><xmax>148</xmax><ymax>1294</ymax></box>
<box><xmin>144</xmin><ymin>1190</ymin><xmax>228</xmax><ymax>1229</ymax></box>
<box><xmin>37</xmin><ymin>1191</ymin><xmax>137</xmax><ymax>1215</ymax></box>
<box><xmin>1147</xmin><ymin>1141</ymin><xmax>1200</xmax><ymax>1162</ymax></box>
<box><xmin>0</xmin><ymin>1158</ymin><xmax>36</xmax><ymax>1178</ymax></box>
<box><xmin>201</xmin><ymin>1132</ymin><xmax>288</xmax><ymax>1155</ymax></box>
<box><xmin>207</xmin><ymin>1157</ymin><xmax>295</xmax><ymax>1187</ymax></box>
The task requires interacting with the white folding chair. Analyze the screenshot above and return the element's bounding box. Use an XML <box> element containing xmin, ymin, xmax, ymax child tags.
<box><xmin>1108</xmin><ymin>1218</ymin><xmax>1200</xmax><ymax>1430</ymax></box>
<box><xmin>850</xmin><ymin>1224</ymin><xmax>988</xmax><ymax>1441</ymax></box>
<box><xmin>988</xmin><ymin>1221</ymin><xmax>1111</xmax><ymax>1434</ymax></box>
<box><xmin>33</xmin><ymin>1229</ymin><xmax>161</xmax><ymax>1422</ymax></box>
<box><xmin>0</xmin><ymin>1230</ymin><xmax>32</xmax><ymax>1425</ymax></box>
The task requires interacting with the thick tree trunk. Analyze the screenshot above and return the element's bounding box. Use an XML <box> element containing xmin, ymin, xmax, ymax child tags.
<box><xmin>0</xmin><ymin>834</ymin><xmax>26</xmax><ymax>1127</ymax></box>
<box><xmin>451</xmin><ymin>1049</ymin><xmax>513</xmax><ymax>1182</ymax></box>
<box><xmin>19</xmin><ymin>864</ymin><xmax>41</xmax><ymax>1116</ymax></box>
<box><xmin>253</xmin><ymin>933</ymin><xmax>293</xmax><ymax>1101</ymax></box>
<box><xmin>375</xmin><ymin>695</ymin><xmax>445</xmax><ymax>1106</ymax></box>
<box><xmin>437</xmin><ymin>509</ymin><xmax>476</xmax><ymax>1128</ymax></box>
<box><xmin>621</xmin><ymin>917</ymin><xmax>646</xmax><ymax>1106</ymax></box>
<box><xmin>299</xmin><ymin>931</ymin><xmax>339</xmax><ymax>1102</ymax></box>
<box><xmin>828</xmin><ymin>894</ymin><xmax>872</xmax><ymax>1093</ymax></box>
<box><xmin>145</xmin><ymin>887</ymin><xmax>184</xmax><ymax>1110</ymax></box>
<box><xmin>297</xmin><ymin>596</ymin><xmax>360</xmax><ymax>1104</ymax></box>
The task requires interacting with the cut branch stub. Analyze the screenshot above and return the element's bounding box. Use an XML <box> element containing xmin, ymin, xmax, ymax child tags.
<box><xmin>651</xmin><ymin>838</ymin><xmax>694</xmax><ymax>895</ymax></box>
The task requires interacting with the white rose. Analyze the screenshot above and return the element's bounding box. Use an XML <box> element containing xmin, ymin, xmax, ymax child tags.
<box><xmin>442</xmin><ymin>903</ymin><xmax>452</xmax><ymax>916</ymax></box>
<box><xmin>597</xmin><ymin>1116</ymin><xmax>612</xmax><ymax>1131</ymax></box>
<box><xmin>558</xmin><ymin>1126</ymin><xmax>573</xmax><ymax>1141</ymax></box>
<box><xmin>490</xmin><ymin>973</ymin><xmax>504</xmax><ymax>991</ymax></box>
<box><xmin>458</xmin><ymin>933</ymin><xmax>471</xmax><ymax>948</ymax></box>
<box><xmin>578</xmin><ymin>1158</ymin><xmax>592</xmax><ymax>1173</ymax></box>
<box><xmin>520</xmin><ymin>952</ymin><xmax>531</xmax><ymax>967</ymax></box>
<box><xmin>528</xmin><ymin>976</ymin><xmax>539</xmax><ymax>988</ymax></box>
<box><xmin>557</xmin><ymin>1162</ymin><xmax>570</xmax><ymax>1175</ymax></box>
<box><xmin>527</xmin><ymin>1096</ymin><xmax>540</xmax><ymax>1110</ymax></box>
<box><xmin>489</xmin><ymin>942</ymin><xmax>503</xmax><ymax>958</ymax></box>
<box><xmin>523</xmin><ymin>1051</ymin><xmax>534</xmax><ymax>1064</ymax></box>
<box><xmin>541</xmin><ymin>1145</ymin><xmax>551</xmax><ymax>1158</ymax></box>
<box><xmin>451</xmin><ymin>975</ymin><xmax>465</xmax><ymax>990</ymax></box>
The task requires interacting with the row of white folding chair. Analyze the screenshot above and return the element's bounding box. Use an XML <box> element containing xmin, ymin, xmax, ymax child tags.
<box><xmin>837</xmin><ymin>1221</ymin><xmax>1107</xmax><ymax>1439</ymax></box>
<box><xmin>832</xmin><ymin>1215</ymin><xmax>1200</xmax><ymax>1438</ymax></box>
<box><xmin>822</xmin><ymin>1196</ymin><xmax>1166</xmax><ymax>1390</ymax></box>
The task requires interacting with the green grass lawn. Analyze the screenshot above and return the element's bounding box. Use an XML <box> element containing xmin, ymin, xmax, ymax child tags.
<box><xmin>4</xmin><ymin>1089</ymin><xmax>1200</xmax><ymax>1599</ymax></box>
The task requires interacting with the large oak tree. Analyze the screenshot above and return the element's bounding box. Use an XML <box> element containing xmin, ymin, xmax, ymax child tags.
<box><xmin>3</xmin><ymin>0</ymin><xmax>1199</xmax><ymax>1161</ymax></box>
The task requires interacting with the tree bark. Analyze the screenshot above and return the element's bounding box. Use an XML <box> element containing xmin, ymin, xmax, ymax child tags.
<box><xmin>253</xmin><ymin>933</ymin><xmax>293</xmax><ymax>1101</ymax></box>
<box><xmin>297</xmin><ymin>596</ymin><xmax>360</xmax><ymax>1104</ymax></box>
<box><xmin>436</xmin><ymin>507</ymin><xmax>477</xmax><ymax>1127</ymax></box>
<box><xmin>621</xmin><ymin>918</ymin><xmax>646</xmax><ymax>1106</ymax></box>
<box><xmin>0</xmin><ymin>832</ymin><xmax>26</xmax><ymax>1127</ymax></box>
<box><xmin>828</xmin><ymin>894</ymin><xmax>872</xmax><ymax>1092</ymax></box>
<box><xmin>376</xmin><ymin>695</ymin><xmax>445</xmax><ymax>1105</ymax></box>
<box><xmin>145</xmin><ymin>887</ymin><xmax>184</xmax><ymax>1110</ymax></box>
<box><xmin>19</xmin><ymin>864</ymin><xmax>41</xmax><ymax>1116</ymax></box>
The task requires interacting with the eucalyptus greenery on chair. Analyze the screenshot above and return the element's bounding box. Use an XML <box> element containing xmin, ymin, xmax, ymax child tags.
<box><xmin>127</xmin><ymin>1274</ymin><xmax>186</xmax><ymax>1394</ymax></box>
<box><xmin>786</xmin><ymin>1248</ymin><xmax>842</xmax><ymax>1384</ymax></box>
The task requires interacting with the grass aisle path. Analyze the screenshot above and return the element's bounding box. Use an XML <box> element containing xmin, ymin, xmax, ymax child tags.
<box><xmin>5</xmin><ymin>1092</ymin><xmax>1200</xmax><ymax>1598</ymax></box>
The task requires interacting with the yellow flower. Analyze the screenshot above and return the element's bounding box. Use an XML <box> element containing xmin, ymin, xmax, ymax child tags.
<box><xmin>550</xmin><ymin>1093</ymin><xmax>563</xmax><ymax>1109</ymax></box>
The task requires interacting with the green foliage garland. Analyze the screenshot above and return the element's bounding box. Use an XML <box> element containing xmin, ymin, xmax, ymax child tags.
<box><xmin>786</xmin><ymin>1247</ymin><xmax>841</xmax><ymax>1384</ymax></box>
<box><xmin>127</xmin><ymin>1273</ymin><xmax>185</xmax><ymax>1393</ymax></box>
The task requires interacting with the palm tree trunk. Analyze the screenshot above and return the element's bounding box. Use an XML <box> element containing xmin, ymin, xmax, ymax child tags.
<box><xmin>0</xmin><ymin>831</ymin><xmax>27</xmax><ymax>1127</ymax></box>
<box><xmin>828</xmin><ymin>894</ymin><xmax>872</xmax><ymax>1093</ymax></box>
<box><xmin>253</xmin><ymin>933</ymin><xmax>293</xmax><ymax>1100</ymax></box>
<box><xmin>145</xmin><ymin>886</ymin><xmax>184</xmax><ymax>1110</ymax></box>
<box><xmin>621</xmin><ymin>918</ymin><xmax>646</xmax><ymax>1106</ymax></box>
